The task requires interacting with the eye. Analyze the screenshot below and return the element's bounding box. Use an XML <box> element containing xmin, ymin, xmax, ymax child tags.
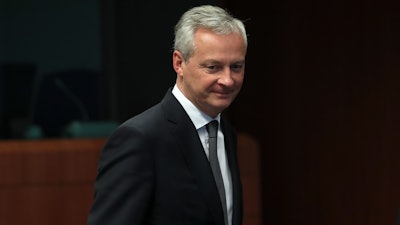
<box><xmin>230</xmin><ymin>64</ymin><xmax>244</xmax><ymax>72</ymax></box>
<box><xmin>203</xmin><ymin>64</ymin><xmax>222</xmax><ymax>73</ymax></box>
<box><xmin>207</xmin><ymin>65</ymin><xmax>217</xmax><ymax>70</ymax></box>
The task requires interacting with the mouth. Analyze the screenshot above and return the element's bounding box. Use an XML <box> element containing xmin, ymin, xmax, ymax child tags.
<box><xmin>214</xmin><ymin>91</ymin><xmax>233</xmax><ymax>99</ymax></box>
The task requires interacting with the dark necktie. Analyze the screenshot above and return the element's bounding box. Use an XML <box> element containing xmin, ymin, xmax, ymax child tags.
<box><xmin>206</xmin><ymin>120</ymin><xmax>228</xmax><ymax>225</ymax></box>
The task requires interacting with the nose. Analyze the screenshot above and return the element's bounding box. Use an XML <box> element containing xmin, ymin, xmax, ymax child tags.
<box><xmin>218</xmin><ymin>68</ymin><xmax>235</xmax><ymax>87</ymax></box>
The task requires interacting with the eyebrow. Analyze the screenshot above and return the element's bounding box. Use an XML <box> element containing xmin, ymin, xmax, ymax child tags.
<box><xmin>201</xmin><ymin>59</ymin><xmax>245</xmax><ymax>65</ymax></box>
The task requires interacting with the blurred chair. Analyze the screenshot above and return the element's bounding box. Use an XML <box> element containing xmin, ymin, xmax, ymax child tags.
<box><xmin>27</xmin><ymin>69</ymin><xmax>104</xmax><ymax>138</ymax></box>
<box><xmin>0</xmin><ymin>63</ymin><xmax>36</xmax><ymax>139</ymax></box>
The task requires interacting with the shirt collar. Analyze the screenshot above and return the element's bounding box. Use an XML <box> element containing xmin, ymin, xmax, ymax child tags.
<box><xmin>172</xmin><ymin>84</ymin><xmax>220</xmax><ymax>129</ymax></box>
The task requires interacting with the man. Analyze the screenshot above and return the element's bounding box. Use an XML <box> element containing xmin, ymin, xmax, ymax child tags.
<box><xmin>87</xmin><ymin>5</ymin><xmax>248</xmax><ymax>225</ymax></box>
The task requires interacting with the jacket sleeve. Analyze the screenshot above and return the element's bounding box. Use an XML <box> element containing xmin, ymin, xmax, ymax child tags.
<box><xmin>87</xmin><ymin>124</ymin><xmax>155</xmax><ymax>225</ymax></box>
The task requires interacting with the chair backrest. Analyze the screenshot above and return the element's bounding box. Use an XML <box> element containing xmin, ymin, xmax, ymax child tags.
<box><xmin>31</xmin><ymin>69</ymin><xmax>101</xmax><ymax>137</ymax></box>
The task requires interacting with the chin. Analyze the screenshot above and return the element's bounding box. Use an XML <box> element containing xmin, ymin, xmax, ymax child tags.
<box><xmin>213</xmin><ymin>102</ymin><xmax>232</xmax><ymax>112</ymax></box>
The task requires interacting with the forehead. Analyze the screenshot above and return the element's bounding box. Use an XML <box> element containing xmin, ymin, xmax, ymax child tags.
<box><xmin>192</xmin><ymin>28</ymin><xmax>247</xmax><ymax>60</ymax></box>
<box><xmin>194</xmin><ymin>28</ymin><xmax>245</xmax><ymax>45</ymax></box>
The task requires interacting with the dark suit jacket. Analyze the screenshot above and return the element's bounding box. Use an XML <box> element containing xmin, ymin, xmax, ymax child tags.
<box><xmin>87</xmin><ymin>88</ymin><xmax>243</xmax><ymax>225</ymax></box>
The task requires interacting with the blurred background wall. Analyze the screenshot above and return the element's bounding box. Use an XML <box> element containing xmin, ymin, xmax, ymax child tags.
<box><xmin>1</xmin><ymin>0</ymin><xmax>400</xmax><ymax>224</ymax></box>
<box><xmin>225</xmin><ymin>1</ymin><xmax>400</xmax><ymax>225</ymax></box>
<box><xmin>0</xmin><ymin>0</ymin><xmax>101</xmax><ymax>75</ymax></box>
<box><xmin>0</xmin><ymin>0</ymin><xmax>102</xmax><ymax>138</ymax></box>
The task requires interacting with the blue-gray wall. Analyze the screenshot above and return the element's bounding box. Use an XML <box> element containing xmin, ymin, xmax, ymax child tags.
<box><xmin>0</xmin><ymin>0</ymin><xmax>101</xmax><ymax>76</ymax></box>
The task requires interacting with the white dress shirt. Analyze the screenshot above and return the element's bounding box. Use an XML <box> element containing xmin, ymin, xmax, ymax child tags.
<box><xmin>172</xmin><ymin>85</ymin><xmax>233</xmax><ymax>225</ymax></box>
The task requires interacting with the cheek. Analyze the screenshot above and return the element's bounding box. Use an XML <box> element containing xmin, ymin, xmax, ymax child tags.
<box><xmin>234</xmin><ymin>75</ymin><xmax>244</xmax><ymax>87</ymax></box>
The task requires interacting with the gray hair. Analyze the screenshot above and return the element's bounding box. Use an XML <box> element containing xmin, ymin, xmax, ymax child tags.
<box><xmin>173</xmin><ymin>5</ymin><xmax>247</xmax><ymax>62</ymax></box>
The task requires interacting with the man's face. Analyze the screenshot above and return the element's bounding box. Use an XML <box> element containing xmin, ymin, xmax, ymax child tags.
<box><xmin>173</xmin><ymin>28</ymin><xmax>247</xmax><ymax>118</ymax></box>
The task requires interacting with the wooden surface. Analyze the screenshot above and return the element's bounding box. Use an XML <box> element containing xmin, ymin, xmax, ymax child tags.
<box><xmin>0</xmin><ymin>134</ymin><xmax>262</xmax><ymax>225</ymax></box>
<box><xmin>0</xmin><ymin>138</ymin><xmax>105</xmax><ymax>225</ymax></box>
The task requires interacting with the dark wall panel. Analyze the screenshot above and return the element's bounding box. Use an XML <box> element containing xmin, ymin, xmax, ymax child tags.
<box><xmin>226</xmin><ymin>0</ymin><xmax>400</xmax><ymax>225</ymax></box>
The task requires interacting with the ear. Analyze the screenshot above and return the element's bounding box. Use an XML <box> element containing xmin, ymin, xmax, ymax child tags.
<box><xmin>173</xmin><ymin>50</ymin><xmax>184</xmax><ymax>76</ymax></box>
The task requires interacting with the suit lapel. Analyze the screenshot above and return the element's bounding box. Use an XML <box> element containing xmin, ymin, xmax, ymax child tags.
<box><xmin>176</xmin><ymin>121</ymin><xmax>226</xmax><ymax>225</ymax></box>
<box><xmin>222</xmin><ymin>119</ymin><xmax>243</xmax><ymax>225</ymax></box>
<box><xmin>161</xmin><ymin>89</ymin><xmax>226</xmax><ymax>225</ymax></box>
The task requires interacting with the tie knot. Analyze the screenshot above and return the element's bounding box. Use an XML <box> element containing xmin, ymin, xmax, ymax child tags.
<box><xmin>206</xmin><ymin>120</ymin><xmax>218</xmax><ymax>138</ymax></box>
